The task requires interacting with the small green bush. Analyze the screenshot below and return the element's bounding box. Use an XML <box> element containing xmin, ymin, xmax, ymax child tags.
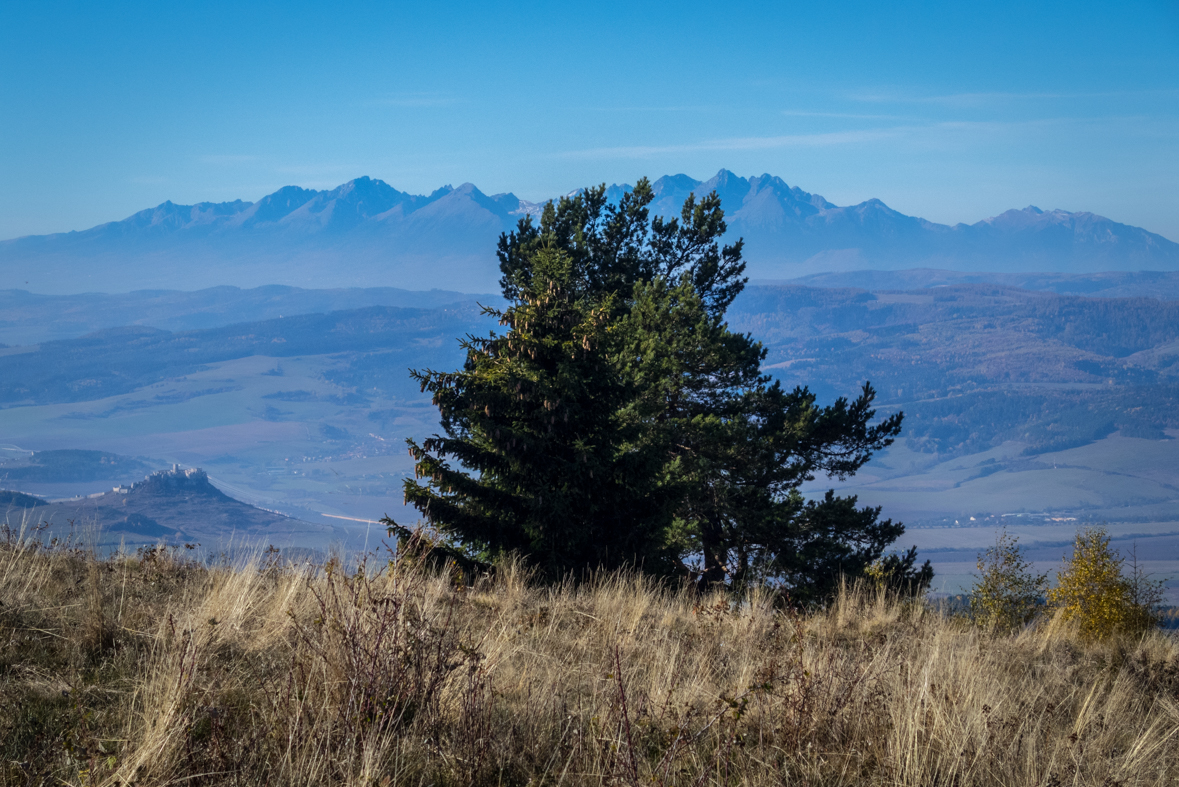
<box><xmin>970</xmin><ymin>529</ymin><xmax>1047</xmax><ymax>631</ymax></box>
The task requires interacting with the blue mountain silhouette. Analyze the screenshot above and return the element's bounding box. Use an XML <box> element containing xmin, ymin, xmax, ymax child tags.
<box><xmin>3</xmin><ymin>170</ymin><xmax>1175</xmax><ymax>294</ymax></box>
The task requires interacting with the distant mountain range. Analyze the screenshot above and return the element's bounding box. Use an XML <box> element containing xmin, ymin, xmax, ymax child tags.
<box><xmin>3</xmin><ymin>170</ymin><xmax>1176</xmax><ymax>294</ymax></box>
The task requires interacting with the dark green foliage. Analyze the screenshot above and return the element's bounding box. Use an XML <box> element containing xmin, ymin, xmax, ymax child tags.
<box><xmin>402</xmin><ymin>179</ymin><xmax>918</xmax><ymax>594</ymax></box>
<box><xmin>497</xmin><ymin>183</ymin><xmax>745</xmax><ymax>316</ymax></box>
<box><xmin>872</xmin><ymin>545</ymin><xmax>936</xmax><ymax>597</ymax></box>
<box><xmin>771</xmin><ymin>492</ymin><xmax>927</xmax><ymax>600</ymax></box>
<box><xmin>404</xmin><ymin>248</ymin><xmax>680</xmax><ymax>578</ymax></box>
<box><xmin>970</xmin><ymin>529</ymin><xmax>1048</xmax><ymax>630</ymax></box>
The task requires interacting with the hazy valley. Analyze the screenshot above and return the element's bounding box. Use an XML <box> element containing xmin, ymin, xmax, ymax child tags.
<box><xmin>0</xmin><ymin>277</ymin><xmax>1175</xmax><ymax>596</ymax></box>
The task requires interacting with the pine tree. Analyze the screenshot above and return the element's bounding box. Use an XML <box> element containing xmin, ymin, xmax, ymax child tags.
<box><xmin>398</xmin><ymin>179</ymin><xmax>925</xmax><ymax>593</ymax></box>
<box><xmin>402</xmin><ymin>248</ymin><xmax>679</xmax><ymax>579</ymax></box>
<box><xmin>618</xmin><ymin>275</ymin><xmax>912</xmax><ymax>595</ymax></box>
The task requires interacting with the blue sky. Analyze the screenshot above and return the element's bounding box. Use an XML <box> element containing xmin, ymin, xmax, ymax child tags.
<box><xmin>2</xmin><ymin>0</ymin><xmax>1177</xmax><ymax>240</ymax></box>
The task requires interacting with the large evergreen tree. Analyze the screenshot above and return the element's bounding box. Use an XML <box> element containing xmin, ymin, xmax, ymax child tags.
<box><xmin>398</xmin><ymin>179</ymin><xmax>929</xmax><ymax>595</ymax></box>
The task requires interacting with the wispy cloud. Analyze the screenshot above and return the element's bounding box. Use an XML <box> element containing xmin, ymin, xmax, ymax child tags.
<box><xmin>559</xmin><ymin>128</ymin><xmax>907</xmax><ymax>159</ymax></box>
<box><xmin>199</xmin><ymin>154</ymin><xmax>259</xmax><ymax>165</ymax></box>
<box><xmin>369</xmin><ymin>92</ymin><xmax>458</xmax><ymax>108</ymax></box>
<box><xmin>557</xmin><ymin>116</ymin><xmax>1135</xmax><ymax>160</ymax></box>
<box><xmin>780</xmin><ymin>110</ymin><xmax>911</xmax><ymax>120</ymax></box>
<box><xmin>849</xmin><ymin>88</ymin><xmax>1179</xmax><ymax>107</ymax></box>
<box><xmin>583</xmin><ymin>105</ymin><xmax>718</xmax><ymax>113</ymax></box>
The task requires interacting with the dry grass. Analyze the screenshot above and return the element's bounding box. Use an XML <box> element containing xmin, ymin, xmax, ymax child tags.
<box><xmin>2</xmin><ymin>529</ymin><xmax>1178</xmax><ymax>786</ymax></box>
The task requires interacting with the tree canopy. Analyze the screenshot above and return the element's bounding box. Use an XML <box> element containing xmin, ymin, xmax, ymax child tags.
<box><xmin>396</xmin><ymin>179</ymin><xmax>929</xmax><ymax>599</ymax></box>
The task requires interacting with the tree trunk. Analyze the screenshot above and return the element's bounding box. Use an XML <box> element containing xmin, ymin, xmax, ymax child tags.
<box><xmin>698</xmin><ymin>514</ymin><xmax>727</xmax><ymax>591</ymax></box>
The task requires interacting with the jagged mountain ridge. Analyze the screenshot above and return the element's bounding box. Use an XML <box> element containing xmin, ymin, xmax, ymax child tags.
<box><xmin>34</xmin><ymin>177</ymin><xmax>526</xmax><ymax>239</ymax></box>
<box><xmin>3</xmin><ymin>171</ymin><xmax>1176</xmax><ymax>295</ymax></box>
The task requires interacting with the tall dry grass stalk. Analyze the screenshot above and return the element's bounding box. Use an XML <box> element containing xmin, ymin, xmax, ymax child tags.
<box><xmin>1</xmin><ymin>534</ymin><xmax>1177</xmax><ymax>786</ymax></box>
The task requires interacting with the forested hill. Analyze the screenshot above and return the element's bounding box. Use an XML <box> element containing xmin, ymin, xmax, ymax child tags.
<box><xmin>731</xmin><ymin>284</ymin><xmax>1179</xmax><ymax>457</ymax></box>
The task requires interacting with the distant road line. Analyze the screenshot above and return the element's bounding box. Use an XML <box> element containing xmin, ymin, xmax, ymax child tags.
<box><xmin>322</xmin><ymin>513</ymin><xmax>383</xmax><ymax>524</ymax></box>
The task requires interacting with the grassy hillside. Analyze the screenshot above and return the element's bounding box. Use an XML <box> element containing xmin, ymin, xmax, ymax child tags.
<box><xmin>2</xmin><ymin>534</ymin><xmax>1178</xmax><ymax>786</ymax></box>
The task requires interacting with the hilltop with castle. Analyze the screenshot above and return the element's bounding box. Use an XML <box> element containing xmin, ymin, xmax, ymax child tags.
<box><xmin>109</xmin><ymin>464</ymin><xmax>223</xmax><ymax>497</ymax></box>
